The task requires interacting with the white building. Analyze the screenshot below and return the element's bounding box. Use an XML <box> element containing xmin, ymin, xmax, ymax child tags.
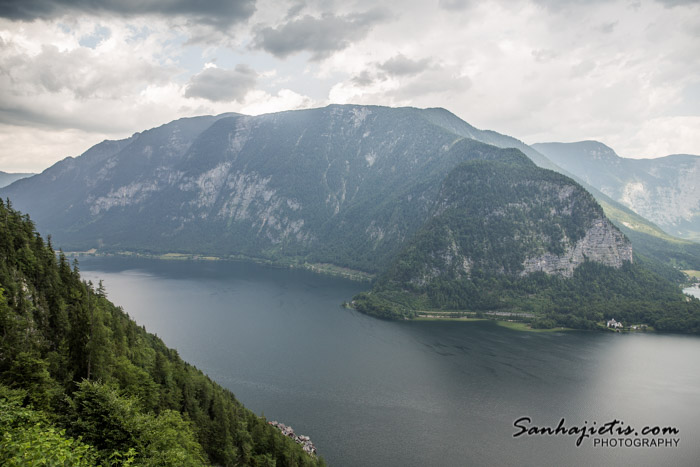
<box><xmin>606</xmin><ymin>318</ymin><xmax>623</xmax><ymax>329</ymax></box>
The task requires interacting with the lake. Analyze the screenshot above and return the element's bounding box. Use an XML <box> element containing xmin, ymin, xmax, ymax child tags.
<box><xmin>79</xmin><ymin>257</ymin><xmax>700</xmax><ymax>467</ymax></box>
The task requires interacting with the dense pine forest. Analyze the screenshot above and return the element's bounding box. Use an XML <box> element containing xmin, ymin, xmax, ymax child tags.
<box><xmin>0</xmin><ymin>199</ymin><xmax>323</xmax><ymax>466</ymax></box>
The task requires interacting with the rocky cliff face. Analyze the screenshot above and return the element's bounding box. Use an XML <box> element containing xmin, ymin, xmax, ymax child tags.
<box><xmin>522</xmin><ymin>218</ymin><xmax>633</xmax><ymax>277</ymax></box>
<box><xmin>533</xmin><ymin>141</ymin><xmax>700</xmax><ymax>242</ymax></box>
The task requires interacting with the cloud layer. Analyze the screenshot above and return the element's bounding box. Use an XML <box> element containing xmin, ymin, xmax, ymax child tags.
<box><xmin>251</xmin><ymin>9</ymin><xmax>389</xmax><ymax>60</ymax></box>
<box><xmin>0</xmin><ymin>0</ymin><xmax>698</xmax><ymax>172</ymax></box>
<box><xmin>0</xmin><ymin>0</ymin><xmax>256</xmax><ymax>29</ymax></box>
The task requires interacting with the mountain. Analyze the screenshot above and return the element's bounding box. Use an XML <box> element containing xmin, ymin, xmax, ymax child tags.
<box><xmin>0</xmin><ymin>171</ymin><xmax>34</xmax><ymax>188</ymax></box>
<box><xmin>0</xmin><ymin>105</ymin><xmax>590</xmax><ymax>274</ymax></box>
<box><xmin>0</xmin><ymin>200</ymin><xmax>323</xmax><ymax>466</ymax></box>
<box><xmin>354</xmin><ymin>156</ymin><xmax>699</xmax><ymax>331</ymax></box>
<box><xmin>3</xmin><ymin>104</ymin><xmax>697</xmax><ymax>330</ymax></box>
<box><xmin>532</xmin><ymin>141</ymin><xmax>700</xmax><ymax>242</ymax></box>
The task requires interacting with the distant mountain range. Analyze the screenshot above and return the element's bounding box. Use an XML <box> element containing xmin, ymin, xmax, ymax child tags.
<box><xmin>0</xmin><ymin>171</ymin><xmax>34</xmax><ymax>188</ymax></box>
<box><xmin>2</xmin><ymin>104</ymin><xmax>698</xmax><ymax>327</ymax></box>
<box><xmin>533</xmin><ymin>141</ymin><xmax>700</xmax><ymax>242</ymax></box>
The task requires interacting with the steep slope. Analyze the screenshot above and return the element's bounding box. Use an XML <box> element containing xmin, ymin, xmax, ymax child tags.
<box><xmin>0</xmin><ymin>200</ymin><xmax>322</xmax><ymax>466</ymax></box>
<box><xmin>545</xmin><ymin>169</ymin><xmax>700</xmax><ymax>276</ymax></box>
<box><xmin>595</xmin><ymin>197</ymin><xmax>700</xmax><ymax>275</ymax></box>
<box><xmin>533</xmin><ymin>141</ymin><xmax>700</xmax><ymax>242</ymax></box>
<box><xmin>355</xmin><ymin>159</ymin><xmax>700</xmax><ymax>331</ymax></box>
<box><xmin>2</xmin><ymin>114</ymin><xmax>236</xmax><ymax>239</ymax></box>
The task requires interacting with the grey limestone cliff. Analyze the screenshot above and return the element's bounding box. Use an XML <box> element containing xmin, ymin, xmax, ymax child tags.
<box><xmin>522</xmin><ymin>218</ymin><xmax>633</xmax><ymax>277</ymax></box>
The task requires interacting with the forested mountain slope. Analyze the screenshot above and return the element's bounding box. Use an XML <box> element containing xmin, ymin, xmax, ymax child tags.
<box><xmin>0</xmin><ymin>200</ymin><xmax>322</xmax><ymax>466</ymax></box>
<box><xmin>354</xmin><ymin>157</ymin><xmax>700</xmax><ymax>332</ymax></box>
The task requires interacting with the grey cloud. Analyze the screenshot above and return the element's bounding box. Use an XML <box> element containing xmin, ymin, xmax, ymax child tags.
<box><xmin>351</xmin><ymin>70</ymin><xmax>374</xmax><ymax>86</ymax></box>
<box><xmin>1</xmin><ymin>42</ymin><xmax>172</xmax><ymax>100</ymax></box>
<box><xmin>0</xmin><ymin>0</ymin><xmax>256</xmax><ymax>29</ymax></box>
<box><xmin>286</xmin><ymin>1</ymin><xmax>306</xmax><ymax>19</ymax></box>
<box><xmin>378</xmin><ymin>54</ymin><xmax>431</xmax><ymax>77</ymax></box>
<box><xmin>0</xmin><ymin>100</ymin><xmax>138</xmax><ymax>133</ymax></box>
<box><xmin>185</xmin><ymin>65</ymin><xmax>258</xmax><ymax>103</ymax></box>
<box><xmin>655</xmin><ymin>0</ymin><xmax>700</xmax><ymax>6</ymax></box>
<box><xmin>438</xmin><ymin>0</ymin><xmax>472</xmax><ymax>10</ymax></box>
<box><xmin>251</xmin><ymin>9</ymin><xmax>389</xmax><ymax>60</ymax></box>
<box><xmin>531</xmin><ymin>0</ymin><xmax>699</xmax><ymax>11</ymax></box>
<box><xmin>530</xmin><ymin>0</ymin><xmax>608</xmax><ymax>11</ymax></box>
<box><xmin>597</xmin><ymin>21</ymin><xmax>617</xmax><ymax>34</ymax></box>
<box><xmin>570</xmin><ymin>60</ymin><xmax>596</xmax><ymax>77</ymax></box>
<box><xmin>532</xmin><ymin>49</ymin><xmax>558</xmax><ymax>62</ymax></box>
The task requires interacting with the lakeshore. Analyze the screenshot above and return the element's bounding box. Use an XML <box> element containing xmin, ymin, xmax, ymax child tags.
<box><xmin>64</xmin><ymin>249</ymin><xmax>374</xmax><ymax>282</ymax></box>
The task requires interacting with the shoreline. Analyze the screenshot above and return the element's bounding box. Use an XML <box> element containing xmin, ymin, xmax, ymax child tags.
<box><xmin>64</xmin><ymin>249</ymin><xmax>375</xmax><ymax>282</ymax></box>
<box><xmin>412</xmin><ymin>315</ymin><xmax>573</xmax><ymax>332</ymax></box>
<box><xmin>71</xmin><ymin>251</ymin><xmax>662</xmax><ymax>334</ymax></box>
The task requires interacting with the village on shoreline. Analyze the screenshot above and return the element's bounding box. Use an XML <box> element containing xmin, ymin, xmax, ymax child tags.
<box><xmin>268</xmin><ymin>420</ymin><xmax>317</xmax><ymax>457</ymax></box>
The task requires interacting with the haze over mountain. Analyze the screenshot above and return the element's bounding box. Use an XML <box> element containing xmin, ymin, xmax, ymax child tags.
<box><xmin>533</xmin><ymin>141</ymin><xmax>700</xmax><ymax>243</ymax></box>
<box><xmin>0</xmin><ymin>171</ymin><xmax>34</xmax><ymax>188</ymax></box>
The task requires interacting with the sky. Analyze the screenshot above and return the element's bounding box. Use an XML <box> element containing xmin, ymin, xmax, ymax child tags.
<box><xmin>1</xmin><ymin>0</ymin><xmax>699</xmax><ymax>173</ymax></box>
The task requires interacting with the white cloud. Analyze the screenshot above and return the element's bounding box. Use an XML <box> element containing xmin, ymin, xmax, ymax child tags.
<box><xmin>0</xmin><ymin>123</ymin><xmax>112</xmax><ymax>173</ymax></box>
<box><xmin>240</xmin><ymin>88</ymin><xmax>317</xmax><ymax>115</ymax></box>
<box><xmin>618</xmin><ymin>116</ymin><xmax>700</xmax><ymax>158</ymax></box>
<box><xmin>0</xmin><ymin>0</ymin><xmax>699</xmax><ymax>173</ymax></box>
<box><xmin>322</xmin><ymin>0</ymin><xmax>700</xmax><ymax>158</ymax></box>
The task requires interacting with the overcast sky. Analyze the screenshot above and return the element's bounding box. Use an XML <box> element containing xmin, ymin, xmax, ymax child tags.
<box><xmin>1</xmin><ymin>0</ymin><xmax>699</xmax><ymax>172</ymax></box>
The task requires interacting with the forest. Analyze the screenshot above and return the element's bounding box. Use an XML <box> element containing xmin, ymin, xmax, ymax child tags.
<box><xmin>354</xmin><ymin>260</ymin><xmax>700</xmax><ymax>333</ymax></box>
<box><xmin>0</xmin><ymin>198</ymin><xmax>324</xmax><ymax>466</ymax></box>
<box><xmin>353</xmin><ymin>161</ymin><xmax>700</xmax><ymax>333</ymax></box>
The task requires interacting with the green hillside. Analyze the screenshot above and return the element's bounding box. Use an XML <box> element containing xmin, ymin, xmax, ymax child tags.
<box><xmin>0</xmin><ymin>199</ymin><xmax>323</xmax><ymax>466</ymax></box>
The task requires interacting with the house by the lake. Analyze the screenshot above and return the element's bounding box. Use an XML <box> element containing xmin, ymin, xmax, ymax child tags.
<box><xmin>606</xmin><ymin>318</ymin><xmax>623</xmax><ymax>329</ymax></box>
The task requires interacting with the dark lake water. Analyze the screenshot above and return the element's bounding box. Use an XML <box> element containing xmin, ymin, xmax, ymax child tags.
<box><xmin>79</xmin><ymin>257</ymin><xmax>700</xmax><ymax>467</ymax></box>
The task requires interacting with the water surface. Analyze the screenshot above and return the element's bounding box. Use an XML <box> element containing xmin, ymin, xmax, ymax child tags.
<box><xmin>80</xmin><ymin>257</ymin><xmax>700</xmax><ymax>467</ymax></box>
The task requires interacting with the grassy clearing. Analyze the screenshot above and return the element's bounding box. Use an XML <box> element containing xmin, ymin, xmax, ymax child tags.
<box><xmin>600</xmin><ymin>200</ymin><xmax>690</xmax><ymax>244</ymax></box>
<box><xmin>302</xmin><ymin>263</ymin><xmax>374</xmax><ymax>281</ymax></box>
<box><xmin>413</xmin><ymin>316</ymin><xmax>488</xmax><ymax>322</ymax></box>
<box><xmin>411</xmin><ymin>315</ymin><xmax>573</xmax><ymax>332</ymax></box>
<box><xmin>683</xmin><ymin>270</ymin><xmax>700</xmax><ymax>280</ymax></box>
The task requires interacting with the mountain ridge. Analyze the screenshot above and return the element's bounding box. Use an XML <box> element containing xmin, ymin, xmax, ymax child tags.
<box><xmin>533</xmin><ymin>141</ymin><xmax>700</xmax><ymax>243</ymax></box>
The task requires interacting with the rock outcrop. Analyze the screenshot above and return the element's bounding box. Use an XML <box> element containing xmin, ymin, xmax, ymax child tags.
<box><xmin>522</xmin><ymin>218</ymin><xmax>633</xmax><ymax>277</ymax></box>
